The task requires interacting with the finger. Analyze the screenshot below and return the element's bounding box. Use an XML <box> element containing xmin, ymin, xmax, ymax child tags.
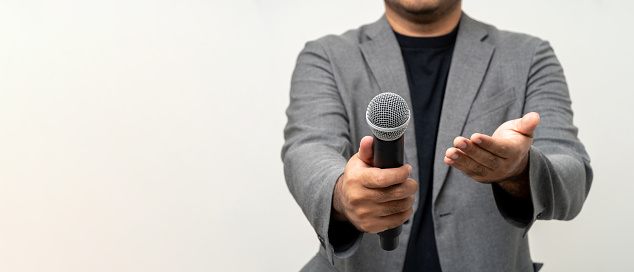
<box><xmin>514</xmin><ymin>112</ymin><xmax>540</xmax><ymax>137</ymax></box>
<box><xmin>374</xmin><ymin>178</ymin><xmax>418</xmax><ymax>203</ymax></box>
<box><xmin>357</xmin><ymin>136</ymin><xmax>374</xmax><ymax>165</ymax></box>
<box><xmin>452</xmin><ymin>136</ymin><xmax>501</xmax><ymax>169</ymax></box>
<box><xmin>377</xmin><ymin>207</ymin><xmax>414</xmax><ymax>233</ymax></box>
<box><xmin>378</xmin><ymin>195</ymin><xmax>415</xmax><ymax>216</ymax></box>
<box><xmin>362</xmin><ymin>164</ymin><xmax>412</xmax><ymax>189</ymax></box>
<box><xmin>469</xmin><ymin>133</ymin><xmax>514</xmax><ymax>159</ymax></box>
<box><xmin>444</xmin><ymin>148</ymin><xmax>491</xmax><ymax>180</ymax></box>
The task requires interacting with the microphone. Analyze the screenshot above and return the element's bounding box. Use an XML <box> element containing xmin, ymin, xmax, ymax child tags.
<box><xmin>365</xmin><ymin>92</ymin><xmax>411</xmax><ymax>251</ymax></box>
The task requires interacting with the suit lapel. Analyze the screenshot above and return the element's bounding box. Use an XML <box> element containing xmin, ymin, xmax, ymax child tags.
<box><xmin>359</xmin><ymin>16</ymin><xmax>421</xmax><ymax>213</ymax></box>
<box><xmin>432</xmin><ymin>14</ymin><xmax>495</xmax><ymax>204</ymax></box>
<box><xmin>358</xmin><ymin>17</ymin><xmax>410</xmax><ymax>100</ymax></box>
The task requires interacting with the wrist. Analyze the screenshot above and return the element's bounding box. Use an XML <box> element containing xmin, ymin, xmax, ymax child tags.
<box><xmin>331</xmin><ymin>174</ymin><xmax>348</xmax><ymax>221</ymax></box>
<box><xmin>496</xmin><ymin>162</ymin><xmax>531</xmax><ymax>199</ymax></box>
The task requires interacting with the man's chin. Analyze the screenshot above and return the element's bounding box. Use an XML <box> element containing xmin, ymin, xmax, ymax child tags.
<box><xmin>398</xmin><ymin>7</ymin><xmax>442</xmax><ymax>24</ymax></box>
<box><xmin>386</xmin><ymin>2</ymin><xmax>441</xmax><ymax>20</ymax></box>
<box><xmin>402</xmin><ymin>5</ymin><xmax>439</xmax><ymax>15</ymax></box>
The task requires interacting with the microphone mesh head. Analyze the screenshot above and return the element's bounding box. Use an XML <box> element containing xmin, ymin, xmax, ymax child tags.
<box><xmin>366</xmin><ymin>92</ymin><xmax>410</xmax><ymax>141</ymax></box>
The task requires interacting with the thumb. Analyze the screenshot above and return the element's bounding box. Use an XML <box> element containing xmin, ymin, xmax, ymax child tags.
<box><xmin>515</xmin><ymin>112</ymin><xmax>540</xmax><ymax>137</ymax></box>
<box><xmin>357</xmin><ymin>136</ymin><xmax>374</xmax><ymax>166</ymax></box>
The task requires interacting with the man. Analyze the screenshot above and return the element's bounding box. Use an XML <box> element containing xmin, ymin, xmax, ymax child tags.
<box><xmin>282</xmin><ymin>0</ymin><xmax>592</xmax><ymax>271</ymax></box>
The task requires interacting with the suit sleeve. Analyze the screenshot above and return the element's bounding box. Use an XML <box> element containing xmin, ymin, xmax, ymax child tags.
<box><xmin>493</xmin><ymin>40</ymin><xmax>593</xmax><ymax>234</ymax></box>
<box><xmin>281</xmin><ymin>40</ymin><xmax>363</xmax><ymax>263</ymax></box>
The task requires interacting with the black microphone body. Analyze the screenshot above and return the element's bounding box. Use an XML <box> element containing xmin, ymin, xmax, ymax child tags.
<box><xmin>374</xmin><ymin>136</ymin><xmax>405</xmax><ymax>251</ymax></box>
<box><xmin>365</xmin><ymin>92</ymin><xmax>411</xmax><ymax>251</ymax></box>
<box><xmin>373</xmin><ymin>136</ymin><xmax>404</xmax><ymax>168</ymax></box>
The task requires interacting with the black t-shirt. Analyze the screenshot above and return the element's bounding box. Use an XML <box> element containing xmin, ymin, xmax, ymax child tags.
<box><xmin>395</xmin><ymin>26</ymin><xmax>458</xmax><ymax>272</ymax></box>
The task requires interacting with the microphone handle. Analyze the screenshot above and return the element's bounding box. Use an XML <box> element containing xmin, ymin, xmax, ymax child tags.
<box><xmin>373</xmin><ymin>135</ymin><xmax>405</xmax><ymax>251</ymax></box>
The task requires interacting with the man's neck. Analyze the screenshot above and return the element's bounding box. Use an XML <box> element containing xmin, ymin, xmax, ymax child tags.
<box><xmin>385</xmin><ymin>6</ymin><xmax>462</xmax><ymax>37</ymax></box>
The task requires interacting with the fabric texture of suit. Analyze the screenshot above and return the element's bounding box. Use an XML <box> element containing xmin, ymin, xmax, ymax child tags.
<box><xmin>282</xmin><ymin>13</ymin><xmax>592</xmax><ymax>272</ymax></box>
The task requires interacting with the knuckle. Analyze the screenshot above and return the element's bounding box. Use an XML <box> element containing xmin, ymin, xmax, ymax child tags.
<box><xmin>408</xmin><ymin>179</ymin><xmax>419</xmax><ymax>193</ymax></box>
<box><xmin>392</xmin><ymin>204</ymin><xmax>405</xmax><ymax>214</ymax></box>
<box><xmin>356</xmin><ymin>207</ymin><xmax>372</xmax><ymax>219</ymax></box>
<box><xmin>382</xmin><ymin>205</ymin><xmax>396</xmax><ymax>216</ymax></box>
<box><xmin>487</xmin><ymin>156</ymin><xmax>500</xmax><ymax>168</ymax></box>
<box><xmin>403</xmin><ymin>207</ymin><xmax>414</xmax><ymax>221</ymax></box>
<box><xmin>391</xmin><ymin>186</ymin><xmax>405</xmax><ymax>199</ymax></box>
<box><xmin>400</xmin><ymin>169</ymin><xmax>410</xmax><ymax>181</ymax></box>
<box><xmin>375</xmin><ymin>189</ymin><xmax>389</xmax><ymax>201</ymax></box>
<box><xmin>389</xmin><ymin>210</ymin><xmax>412</xmax><ymax>229</ymax></box>
<box><xmin>475</xmin><ymin>147</ymin><xmax>485</xmax><ymax>158</ymax></box>
<box><xmin>393</xmin><ymin>205</ymin><xmax>411</xmax><ymax>214</ymax></box>
<box><xmin>499</xmin><ymin>145</ymin><xmax>511</xmax><ymax>156</ymax></box>
<box><xmin>467</xmin><ymin>146</ymin><xmax>479</xmax><ymax>158</ymax></box>
<box><xmin>375</xmin><ymin>173</ymin><xmax>388</xmax><ymax>186</ymax></box>
<box><xmin>392</xmin><ymin>199</ymin><xmax>412</xmax><ymax>214</ymax></box>
<box><xmin>345</xmin><ymin>173</ymin><xmax>360</xmax><ymax>185</ymax></box>
<box><xmin>385</xmin><ymin>203</ymin><xmax>404</xmax><ymax>215</ymax></box>
<box><xmin>407</xmin><ymin>195</ymin><xmax>416</xmax><ymax>206</ymax></box>
<box><xmin>404</xmin><ymin>197</ymin><xmax>415</xmax><ymax>210</ymax></box>
<box><xmin>347</xmin><ymin>190</ymin><xmax>364</xmax><ymax>205</ymax></box>
<box><xmin>470</xmin><ymin>165</ymin><xmax>488</xmax><ymax>177</ymax></box>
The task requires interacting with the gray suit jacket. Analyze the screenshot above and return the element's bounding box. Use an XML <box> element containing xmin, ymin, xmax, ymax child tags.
<box><xmin>282</xmin><ymin>13</ymin><xmax>592</xmax><ymax>272</ymax></box>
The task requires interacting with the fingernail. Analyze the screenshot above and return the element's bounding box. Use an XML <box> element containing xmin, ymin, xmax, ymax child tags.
<box><xmin>407</xmin><ymin>165</ymin><xmax>412</xmax><ymax>173</ymax></box>
<box><xmin>451</xmin><ymin>153</ymin><xmax>459</xmax><ymax>160</ymax></box>
<box><xmin>447</xmin><ymin>159</ymin><xmax>455</xmax><ymax>165</ymax></box>
<box><xmin>473</xmin><ymin>138</ymin><xmax>482</xmax><ymax>144</ymax></box>
<box><xmin>457</xmin><ymin>141</ymin><xmax>467</xmax><ymax>149</ymax></box>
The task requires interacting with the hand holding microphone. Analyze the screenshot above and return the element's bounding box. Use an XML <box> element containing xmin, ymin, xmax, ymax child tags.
<box><xmin>331</xmin><ymin>93</ymin><xmax>416</xmax><ymax>251</ymax></box>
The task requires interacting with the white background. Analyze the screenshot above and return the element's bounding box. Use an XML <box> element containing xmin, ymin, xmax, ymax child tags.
<box><xmin>0</xmin><ymin>0</ymin><xmax>632</xmax><ymax>271</ymax></box>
